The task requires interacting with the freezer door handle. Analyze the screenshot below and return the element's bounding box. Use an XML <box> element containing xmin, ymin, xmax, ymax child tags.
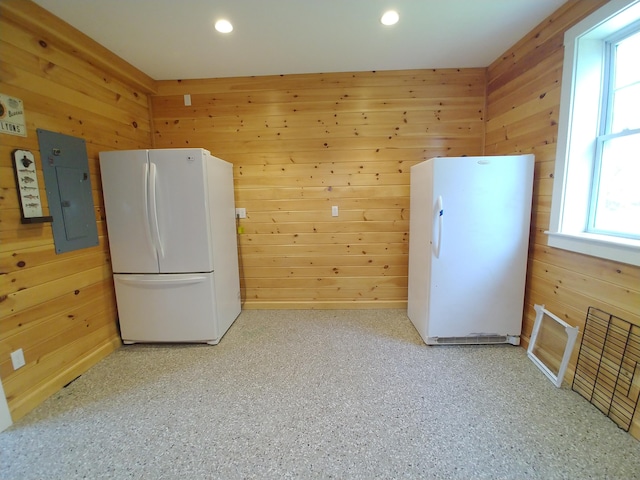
<box><xmin>433</xmin><ymin>195</ymin><xmax>443</xmax><ymax>258</ymax></box>
<box><xmin>116</xmin><ymin>275</ymin><xmax>209</xmax><ymax>287</ymax></box>
<box><xmin>148</xmin><ymin>162</ymin><xmax>165</xmax><ymax>259</ymax></box>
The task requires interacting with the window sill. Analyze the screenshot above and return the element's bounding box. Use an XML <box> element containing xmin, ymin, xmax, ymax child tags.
<box><xmin>545</xmin><ymin>231</ymin><xmax>640</xmax><ymax>266</ymax></box>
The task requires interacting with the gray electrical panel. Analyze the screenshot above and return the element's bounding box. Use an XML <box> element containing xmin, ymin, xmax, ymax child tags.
<box><xmin>37</xmin><ymin>129</ymin><xmax>99</xmax><ymax>254</ymax></box>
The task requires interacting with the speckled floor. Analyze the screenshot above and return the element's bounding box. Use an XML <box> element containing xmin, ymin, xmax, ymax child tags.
<box><xmin>1</xmin><ymin>310</ymin><xmax>639</xmax><ymax>479</ymax></box>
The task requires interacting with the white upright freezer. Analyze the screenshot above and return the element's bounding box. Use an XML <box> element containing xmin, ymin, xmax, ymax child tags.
<box><xmin>99</xmin><ymin>148</ymin><xmax>241</xmax><ymax>344</ymax></box>
<box><xmin>407</xmin><ymin>155</ymin><xmax>534</xmax><ymax>345</ymax></box>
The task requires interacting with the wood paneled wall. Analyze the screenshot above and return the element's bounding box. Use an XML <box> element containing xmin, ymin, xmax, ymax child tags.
<box><xmin>485</xmin><ymin>0</ymin><xmax>640</xmax><ymax>439</ymax></box>
<box><xmin>0</xmin><ymin>0</ymin><xmax>155</xmax><ymax>421</ymax></box>
<box><xmin>152</xmin><ymin>70</ymin><xmax>486</xmax><ymax>308</ymax></box>
<box><xmin>3</xmin><ymin>0</ymin><xmax>638</xmax><ymax>439</ymax></box>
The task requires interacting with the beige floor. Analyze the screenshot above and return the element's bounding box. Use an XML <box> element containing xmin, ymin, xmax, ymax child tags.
<box><xmin>2</xmin><ymin>309</ymin><xmax>639</xmax><ymax>479</ymax></box>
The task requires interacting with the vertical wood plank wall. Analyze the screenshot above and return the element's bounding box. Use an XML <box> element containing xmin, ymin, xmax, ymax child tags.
<box><xmin>485</xmin><ymin>0</ymin><xmax>640</xmax><ymax>438</ymax></box>
<box><xmin>151</xmin><ymin>71</ymin><xmax>486</xmax><ymax>308</ymax></box>
<box><xmin>0</xmin><ymin>0</ymin><xmax>155</xmax><ymax>421</ymax></box>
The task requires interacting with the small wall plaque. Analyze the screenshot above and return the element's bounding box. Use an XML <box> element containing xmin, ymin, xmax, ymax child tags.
<box><xmin>0</xmin><ymin>94</ymin><xmax>27</xmax><ymax>137</ymax></box>
<box><xmin>13</xmin><ymin>149</ymin><xmax>53</xmax><ymax>224</ymax></box>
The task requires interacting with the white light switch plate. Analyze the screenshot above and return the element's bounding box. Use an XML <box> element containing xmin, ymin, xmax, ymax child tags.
<box><xmin>10</xmin><ymin>349</ymin><xmax>25</xmax><ymax>370</ymax></box>
<box><xmin>332</xmin><ymin>206</ymin><xmax>339</xmax><ymax>217</ymax></box>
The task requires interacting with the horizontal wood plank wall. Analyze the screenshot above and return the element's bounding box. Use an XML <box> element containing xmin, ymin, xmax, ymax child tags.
<box><xmin>152</xmin><ymin>70</ymin><xmax>486</xmax><ymax>309</ymax></box>
<box><xmin>0</xmin><ymin>0</ymin><xmax>155</xmax><ymax>421</ymax></box>
<box><xmin>485</xmin><ymin>0</ymin><xmax>640</xmax><ymax>440</ymax></box>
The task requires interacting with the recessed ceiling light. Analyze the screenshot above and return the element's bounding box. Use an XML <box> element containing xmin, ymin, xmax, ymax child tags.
<box><xmin>381</xmin><ymin>10</ymin><xmax>399</xmax><ymax>26</ymax></box>
<box><xmin>215</xmin><ymin>19</ymin><xmax>233</xmax><ymax>33</ymax></box>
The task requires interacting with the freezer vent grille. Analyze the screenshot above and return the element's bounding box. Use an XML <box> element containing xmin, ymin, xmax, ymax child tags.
<box><xmin>434</xmin><ymin>335</ymin><xmax>510</xmax><ymax>345</ymax></box>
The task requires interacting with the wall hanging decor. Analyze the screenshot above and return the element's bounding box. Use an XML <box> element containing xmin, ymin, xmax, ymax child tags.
<box><xmin>0</xmin><ymin>93</ymin><xmax>27</xmax><ymax>137</ymax></box>
<box><xmin>12</xmin><ymin>149</ymin><xmax>52</xmax><ymax>224</ymax></box>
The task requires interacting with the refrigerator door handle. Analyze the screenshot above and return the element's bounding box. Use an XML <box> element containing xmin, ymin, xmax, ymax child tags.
<box><xmin>142</xmin><ymin>162</ymin><xmax>156</xmax><ymax>255</ymax></box>
<box><xmin>433</xmin><ymin>195</ymin><xmax>443</xmax><ymax>258</ymax></box>
<box><xmin>148</xmin><ymin>162</ymin><xmax>165</xmax><ymax>259</ymax></box>
<box><xmin>117</xmin><ymin>275</ymin><xmax>208</xmax><ymax>287</ymax></box>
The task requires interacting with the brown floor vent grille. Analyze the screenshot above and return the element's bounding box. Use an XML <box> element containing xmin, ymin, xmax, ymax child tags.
<box><xmin>572</xmin><ymin>307</ymin><xmax>640</xmax><ymax>432</ymax></box>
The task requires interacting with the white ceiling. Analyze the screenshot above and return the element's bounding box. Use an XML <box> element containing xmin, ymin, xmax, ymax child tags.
<box><xmin>32</xmin><ymin>0</ymin><xmax>567</xmax><ymax>81</ymax></box>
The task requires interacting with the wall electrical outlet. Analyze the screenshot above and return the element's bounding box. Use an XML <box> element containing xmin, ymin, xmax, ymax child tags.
<box><xmin>235</xmin><ymin>208</ymin><xmax>246</xmax><ymax>219</ymax></box>
<box><xmin>10</xmin><ymin>348</ymin><xmax>25</xmax><ymax>370</ymax></box>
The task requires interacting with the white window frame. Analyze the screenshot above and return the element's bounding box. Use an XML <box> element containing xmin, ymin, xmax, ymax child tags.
<box><xmin>547</xmin><ymin>0</ymin><xmax>640</xmax><ymax>266</ymax></box>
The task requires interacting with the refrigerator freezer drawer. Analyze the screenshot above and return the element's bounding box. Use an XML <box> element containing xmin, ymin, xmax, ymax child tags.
<box><xmin>114</xmin><ymin>273</ymin><xmax>223</xmax><ymax>344</ymax></box>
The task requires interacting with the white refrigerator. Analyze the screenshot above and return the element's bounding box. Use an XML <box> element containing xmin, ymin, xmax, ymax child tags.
<box><xmin>407</xmin><ymin>155</ymin><xmax>534</xmax><ymax>345</ymax></box>
<box><xmin>99</xmin><ymin>148</ymin><xmax>241</xmax><ymax>345</ymax></box>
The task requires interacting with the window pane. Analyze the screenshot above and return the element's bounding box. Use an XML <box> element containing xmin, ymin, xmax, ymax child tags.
<box><xmin>592</xmin><ymin>134</ymin><xmax>640</xmax><ymax>237</ymax></box>
<box><xmin>611</xmin><ymin>83</ymin><xmax>640</xmax><ymax>131</ymax></box>
<box><xmin>615</xmin><ymin>31</ymin><xmax>640</xmax><ymax>89</ymax></box>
